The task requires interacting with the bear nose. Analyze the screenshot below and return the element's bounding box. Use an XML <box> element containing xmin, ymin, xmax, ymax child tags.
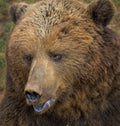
<box><xmin>25</xmin><ymin>91</ymin><xmax>41</xmax><ymax>102</ymax></box>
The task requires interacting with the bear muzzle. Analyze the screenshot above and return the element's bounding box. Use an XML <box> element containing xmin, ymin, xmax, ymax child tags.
<box><xmin>24</xmin><ymin>83</ymin><xmax>56</xmax><ymax>113</ymax></box>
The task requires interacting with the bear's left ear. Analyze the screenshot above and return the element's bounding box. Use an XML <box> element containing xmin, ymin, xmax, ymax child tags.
<box><xmin>86</xmin><ymin>0</ymin><xmax>115</xmax><ymax>26</ymax></box>
<box><xmin>10</xmin><ymin>2</ymin><xmax>29</xmax><ymax>24</ymax></box>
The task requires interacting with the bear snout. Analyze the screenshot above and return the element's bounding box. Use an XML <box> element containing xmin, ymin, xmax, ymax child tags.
<box><xmin>24</xmin><ymin>83</ymin><xmax>43</xmax><ymax>104</ymax></box>
<box><xmin>24</xmin><ymin>82</ymin><xmax>56</xmax><ymax>113</ymax></box>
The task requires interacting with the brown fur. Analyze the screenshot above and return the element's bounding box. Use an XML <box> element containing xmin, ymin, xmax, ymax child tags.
<box><xmin>0</xmin><ymin>0</ymin><xmax>120</xmax><ymax>126</ymax></box>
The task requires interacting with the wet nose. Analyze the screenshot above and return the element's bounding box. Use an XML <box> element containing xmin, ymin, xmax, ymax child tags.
<box><xmin>25</xmin><ymin>91</ymin><xmax>41</xmax><ymax>102</ymax></box>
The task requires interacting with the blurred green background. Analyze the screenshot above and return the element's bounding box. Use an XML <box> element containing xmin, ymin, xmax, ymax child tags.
<box><xmin>0</xmin><ymin>0</ymin><xmax>120</xmax><ymax>95</ymax></box>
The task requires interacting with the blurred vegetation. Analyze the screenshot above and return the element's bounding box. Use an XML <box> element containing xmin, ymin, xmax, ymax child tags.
<box><xmin>0</xmin><ymin>0</ymin><xmax>120</xmax><ymax>92</ymax></box>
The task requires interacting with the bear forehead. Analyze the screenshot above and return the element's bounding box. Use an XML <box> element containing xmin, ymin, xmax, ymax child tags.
<box><xmin>17</xmin><ymin>0</ymin><xmax>86</xmax><ymax>38</ymax></box>
<box><xmin>9</xmin><ymin>0</ymin><xmax>95</xmax><ymax>52</ymax></box>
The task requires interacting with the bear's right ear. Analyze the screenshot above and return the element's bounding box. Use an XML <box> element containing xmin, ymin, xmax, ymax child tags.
<box><xmin>10</xmin><ymin>3</ymin><xmax>29</xmax><ymax>24</ymax></box>
<box><xmin>86</xmin><ymin>0</ymin><xmax>115</xmax><ymax>26</ymax></box>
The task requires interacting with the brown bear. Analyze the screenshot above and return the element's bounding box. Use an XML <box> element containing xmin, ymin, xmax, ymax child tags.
<box><xmin>0</xmin><ymin>0</ymin><xmax>120</xmax><ymax>126</ymax></box>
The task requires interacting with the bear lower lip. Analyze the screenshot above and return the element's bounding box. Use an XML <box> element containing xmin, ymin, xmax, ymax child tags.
<box><xmin>33</xmin><ymin>98</ymin><xmax>55</xmax><ymax>113</ymax></box>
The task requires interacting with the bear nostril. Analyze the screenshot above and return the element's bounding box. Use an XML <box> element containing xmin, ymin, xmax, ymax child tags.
<box><xmin>25</xmin><ymin>91</ymin><xmax>41</xmax><ymax>102</ymax></box>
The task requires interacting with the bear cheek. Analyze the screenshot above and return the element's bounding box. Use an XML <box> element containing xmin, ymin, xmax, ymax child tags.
<box><xmin>7</xmin><ymin>47</ymin><xmax>30</xmax><ymax>93</ymax></box>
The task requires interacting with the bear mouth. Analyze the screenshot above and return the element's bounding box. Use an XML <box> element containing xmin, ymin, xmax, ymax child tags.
<box><xmin>33</xmin><ymin>98</ymin><xmax>55</xmax><ymax>113</ymax></box>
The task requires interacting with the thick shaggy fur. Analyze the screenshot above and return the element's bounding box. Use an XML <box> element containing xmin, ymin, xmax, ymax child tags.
<box><xmin>0</xmin><ymin>0</ymin><xmax>120</xmax><ymax>126</ymax></box>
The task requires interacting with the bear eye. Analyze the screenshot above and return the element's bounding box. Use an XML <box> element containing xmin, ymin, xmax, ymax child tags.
<box><xmin>49</xmin><ymin>52</ymin><xmax>62</xmax><ymax>62</ymax></box>
<box><xmin>23</xmin><ymin>54</ymin><xmax>33</xmax><ymax>65</ymax></box>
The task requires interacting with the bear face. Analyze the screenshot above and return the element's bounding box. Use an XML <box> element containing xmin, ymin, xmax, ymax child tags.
<box><xmin>1</xmin><ymin>0</ymin><xmax>119</xmax><ymax>125</ymax></box>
